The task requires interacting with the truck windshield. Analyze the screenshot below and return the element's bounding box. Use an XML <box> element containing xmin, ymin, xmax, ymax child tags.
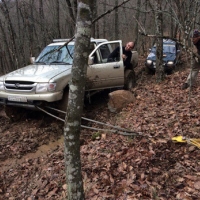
<box><xmin>151</xmin><ymin>45</ymin><xmax>175</xmax><ymax>54</ymax></box>
<box><xmin>35</xmin><ymin>45</ymin><xmax>74</xmax><ymax>64</ymax></box>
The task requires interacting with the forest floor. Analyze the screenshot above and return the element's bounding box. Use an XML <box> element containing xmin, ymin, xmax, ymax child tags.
<box><xmin>1</xmin><ymin>56</ymin><xmax>200</xmax><ymax>200</ymax></box>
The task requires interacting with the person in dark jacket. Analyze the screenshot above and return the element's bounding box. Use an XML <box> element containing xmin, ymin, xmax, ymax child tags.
<box><xmin>182</xmin><ymin>30</ymin><xmax>200</xmax><ymax>89</ymax></box>
<box><xmin>108</xmin><ymin>41</ymin><xmax>135</xmax><ymax>70</ymax></box>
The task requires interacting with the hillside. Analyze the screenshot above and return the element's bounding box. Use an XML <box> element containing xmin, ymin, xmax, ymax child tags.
<box><xmin>1</xmin><ymin>57</ymin><xmax>200</xmax><ymax>200</ymax></box>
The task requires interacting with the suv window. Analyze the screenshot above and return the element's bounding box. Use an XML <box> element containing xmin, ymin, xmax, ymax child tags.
<box><xmin>99</xmin><ymin>44</ymin><xmax>111</xmax><ymax>62</ymax></box>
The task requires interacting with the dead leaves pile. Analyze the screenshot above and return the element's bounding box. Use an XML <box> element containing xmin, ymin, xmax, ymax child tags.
<box><xmin>1</xmin><ymin>66</ymin><xmax>200</xmax><ymax>199</ymax></box>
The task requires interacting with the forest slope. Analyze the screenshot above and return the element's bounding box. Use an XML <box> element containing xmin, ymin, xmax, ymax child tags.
<box><xmin>0</xmin><ymin>57</ymin><xmax>200</xmax><ymax>200</ymax></box>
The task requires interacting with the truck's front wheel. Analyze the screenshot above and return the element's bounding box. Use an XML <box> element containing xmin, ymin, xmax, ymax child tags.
<box><xmin>124</xmin><ymin>69</ymin><xmax>136</xmax><ymax>90</ymax></box>
<box><xmin>4</xmin><ymin>106</ymin><xmax>24</xmax><ymax>122</ymax></box>
<box><xmin>57</xmin><ymin>88</ymin><xmax>69</xmax><ymax>113</ymax></box>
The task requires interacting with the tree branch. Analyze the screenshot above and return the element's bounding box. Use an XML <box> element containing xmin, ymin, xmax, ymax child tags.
<box><xmin>92</xmin><ymin>0</ymin><xmax>131</xmax><ymax>24</ymax></box>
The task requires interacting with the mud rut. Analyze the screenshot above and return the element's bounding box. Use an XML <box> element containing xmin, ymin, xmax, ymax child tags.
<box><xmin>0</xmin><ymin>90</ymin><xmax>111</xmax><ymax>174</ymax></box>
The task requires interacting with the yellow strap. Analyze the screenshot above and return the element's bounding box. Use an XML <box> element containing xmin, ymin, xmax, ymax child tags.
<box><xmin>172</xmin><ymin>136</ymin><xmax>200</xmax><ymax>149</ymax></box>
<box><xmin>172</xmin><ymin>136</ymin><xmax>187</xmax><ymax>143</ymax></box>
<box><xmin>189</xmin><ymin>139</ymin><xmax>200</xmax><ymax>149</ymax></box>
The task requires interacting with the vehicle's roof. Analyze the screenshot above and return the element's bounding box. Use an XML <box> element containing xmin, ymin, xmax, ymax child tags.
<box><xmin>153</xmin><ymin>39</ymin><xmax>176</xmax><ymax>47</ymax></box>
<box><xmin>163</xmin><ymin>39</ymin><xmax>176</xmax><ymax>45</ymax></box>
<box><xmin>49</xmin><ymin>38</ymin><xmax>108</xmax><ymax>46</ymax></box>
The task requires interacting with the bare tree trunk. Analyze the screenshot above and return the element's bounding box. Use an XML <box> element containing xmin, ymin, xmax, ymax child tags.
<box><xmin>39</xmin><ymin>0</ymin><xmax>47</xmax><ymax>48</ymax></box>
<box><xmin>0</xmin><ymin>19</ymin><xmax>13</xmax><ymax>73</ymax></box>
<box><xmin>28</xmin><ymin>0</ymin><xmax>34</xmax><ymax>56</ymax></box>
<box><xmin>64</xmin><ymin>0</ymin><xmax>92</xmax><ymax>199</ymax></box>
<box><xmin>141</xmin><ymin>0</ymin><xmax>148</xmax><ymax>56</ymax></box>
<box><xmin>103</xmin><ymin>0</ymin><xmax>106</xmax><ymax>38</ymax></box>
<box><xmin>155</xmin><ymin>0</ymin><xmax>164</xmax><ymax>82</ymax></box>
<box><xmin>0</xmin><ymin>0</ymin><xmax>18</xmax><ymax>69</ymax></box>
<box><xmin>91</xmin><ymin>0</ymin><xmax>97</xmax><ymax>37</ymax></box>
<box><xmin>15</xmin><ymin>0</ymin><xmax>26</xmax><ymax>67</ymax></box>
<box><xmin>134</xmin><ymin>0</ymin><xmax>141</xmax><ymax>51</ymax></box>
<box><xmin>65</xmin><ymin>0</ymin><xmax>76</xmax><ymax>36</ymax></box>
<box><xmin>114</xmin><ymin>0</ymin><xmax>119</xmax><ymax>39</ymax></box>
<box><xmin>73</xmin><ymin>0</ymin><xmax>77</xmax><ymax>18</ymax></box>
<box><xmin>56</xmin><ymin>0</ymin><xmax>61</xmax><ymax>38</ymax></box>
<box><xmin>65</xmin><ymin>0</ymin><xmax>75</xmax><ymax>22</ymax></box>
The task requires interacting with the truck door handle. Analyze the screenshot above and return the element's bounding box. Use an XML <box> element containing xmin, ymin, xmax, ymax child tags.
<box><xmin>113</xmin><ymin>65</ymin><xmax>120</xmax><ymax>69</ymax></box>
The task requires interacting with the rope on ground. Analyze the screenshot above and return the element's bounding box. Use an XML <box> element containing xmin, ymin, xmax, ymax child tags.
<box><xmin>37</xmin><ymin>106</ymin><xmax>141</xmax><ymax>136</ymax></box>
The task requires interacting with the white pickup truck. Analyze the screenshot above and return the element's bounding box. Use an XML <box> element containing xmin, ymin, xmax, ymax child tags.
<box><xmin>0</xmin><ymin>38</ymin><xmax>138</xmax><ymax>117</ymax></box>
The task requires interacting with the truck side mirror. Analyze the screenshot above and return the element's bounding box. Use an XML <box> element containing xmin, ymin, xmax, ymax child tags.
<box><xmin>88</xmin><ymin>56</ymin><xmax>94</xmax><ymax>65</ymax></box>
<box><xmin>30</xmin><ymin>57</ymin><xmax>35</xmax><ymax>64</ymax></box>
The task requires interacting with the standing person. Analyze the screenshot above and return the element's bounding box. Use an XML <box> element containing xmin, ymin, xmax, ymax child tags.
<box><xmin>182</xmin><ymin>30</ymin><xmax>200</xmax><ymax>89</ymax></box>
<box><xmin>108</xmin><ymin>41</ymin><xmax>135</xmax><ymax>70</ymax></box>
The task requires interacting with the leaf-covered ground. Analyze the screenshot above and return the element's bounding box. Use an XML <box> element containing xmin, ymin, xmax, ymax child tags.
<box><xmin>1</xmin><ymin>57</ymin><xmax>200</xmax><ymax>200</ymax></box>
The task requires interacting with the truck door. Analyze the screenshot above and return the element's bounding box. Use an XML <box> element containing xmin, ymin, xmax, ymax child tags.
<box><xmin>86</xmin><ymin>40</ymin><xmax>124</xmax><ymax>90</ymax></box>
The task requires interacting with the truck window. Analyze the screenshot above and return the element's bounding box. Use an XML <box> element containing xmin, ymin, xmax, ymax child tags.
<box><xmin>107</xmin><ymin>43</ymin><xmax>121</xmax><ymax>62</ymax></box>
<box><xmin>99</xmin><ymin>44</ymin><xmax>111</xmax><ymax>62</ymax></box>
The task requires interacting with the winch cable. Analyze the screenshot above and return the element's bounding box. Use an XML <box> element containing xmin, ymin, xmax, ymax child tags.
<box><xmin>36</xmin><ymin>106</ymin><xmax>65</xmax><ymax>122</ymax></box>
<box><xmin>45</xmin><ymin>106</ymin><xmax>140</xmax><ymax>134</ymax></box>
<box><xmin>36</xmin><ymin>106</ymin><xmax>140</xmax><ymax>136</ymax></box>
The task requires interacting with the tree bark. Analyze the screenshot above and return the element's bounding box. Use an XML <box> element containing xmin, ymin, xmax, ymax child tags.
<box><xmin>154</xmin><ymin>0</ymin><xmax>164</xmax><ymax>82</ymax></box>
<box><xmin>55</xmin><ymin>0</ymin><xmax>61</xmax><ymax>38</ymax></box>
<box><xmin>103</xmin><ymin>0</ymin><xmax>106</xmax><ymax>38</ymax></box>
<box><xmin>114</xmin><ymin>0</ymin><xmax>119</xmax><ymax>40</ymax></box>
<box><xmin>134</xmin><ymin>0</ymin><xmax>141</xmax><ymax>51</ymax></box>
<box><xmin>0</xmin><ymin>0</ymin><xmax>18</xmax><ymax>69</ymax></box>
<box><xmin>64</xmin><ymin>0</ymin><xmax>92</xmax><ymax>199</ymax></box>
<box><xmin>91</xmin><ymin>0</ymin><xmax>97</xmax><ymax>37</ymax></box>
<box><xmin>39</xmin><ymin>0</ymin><xmax>47</xmax><ymax>48</ymax></box>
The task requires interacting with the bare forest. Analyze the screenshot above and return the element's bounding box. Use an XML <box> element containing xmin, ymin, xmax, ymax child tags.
<box><xmin>1</xmin><ymin>0</ymin><xmax>200</xmax><ymax>199</ymax></box>
<box><xmin>0</xmin><ymin>0</ymin><xmax>199</xmax><ymax>74</ymax></box>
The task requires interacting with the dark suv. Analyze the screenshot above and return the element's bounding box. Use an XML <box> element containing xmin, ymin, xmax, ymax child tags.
<box><xmin>145</xmin><ymin>39</ymin><xmax>181</xmax><ymax>73</ymax></box>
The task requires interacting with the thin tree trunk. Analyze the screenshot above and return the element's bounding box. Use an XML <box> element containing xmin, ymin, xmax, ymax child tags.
<box><xmin>103</xmin><ymin>0</ymin><xmax>106</xmax><ymax>38</ymax></box>
<box><xmin>134</xmin><ymin>0</ymin><xmax>141</xmax><ymax>50</ymax></box>
<box><xmin>64</xmin><ymin>0</ymin><xmax>92</xmax><ymax>199</ymax></box>
<box><xmin>155</xmin><ymin>0</ymin><xmax>164</xmax><ymax>82</ymax></box>
<box><xmin>15</xmin><ymin>0</ymin><xmax>26</xmax><ymax>67</ymax></box>
<box><xmin>0</xmin><ymin>19</ymin><xmax>13</xmax><ymax>72</ymax></box>
<box><xmin>56</xmin><ymin>0</ymin><xmax>61</xmax><ymax>38</ymax></box>
<box><xmin>91</xmin><ymin>0</ymin><xmax>97</xmax><ymax>37</ymax></box>
<box><xmin>114</xmin><ymin>0</ymin><xmax>119</xmax><ymax>39</ymax></box>
<box><xmin>0</xmin><ymin>0</ymin><xmax>18</xmax><ymax>69</ymax></box>
<box><xmin>65</xmin><ymin>0</ymin><xmax>76</xmax><ymax>36</ymax></box>
<box><xmin>39</xmin><ymin>0</ymin><xmax>47</xmax><ymax>48</ymax></box>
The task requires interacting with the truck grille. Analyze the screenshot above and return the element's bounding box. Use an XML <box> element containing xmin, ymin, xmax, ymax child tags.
<box><xmin>4</xmin><ymin>81</ymin><xmax>37</xmax><ymax>92</ymax></box>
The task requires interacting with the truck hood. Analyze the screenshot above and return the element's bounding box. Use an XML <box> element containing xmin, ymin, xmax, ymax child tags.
<box><xmin>1</xmin><ymin>64</ymin><xmax>72</xmax><ymax>82</ymax></box>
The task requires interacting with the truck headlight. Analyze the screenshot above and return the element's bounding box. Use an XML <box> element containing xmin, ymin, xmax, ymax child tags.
<box><xmin>0</xmin><ymin>82</ymin><xmax>5</xmax><ymax>91</ymax></box>
<box><xmin>167</xmin><ymin>61</ymin><xmax>174</xmax><ymax>66</ymax></box>
<box><xmin>146</xmin><ymin>60</ymin><xmax>152</xmax><ymax>65</ymax></box>
<box><xmin>36</xmin><ymin>83</ymin><xmax>56</xmax><ymax>93</ymax></box>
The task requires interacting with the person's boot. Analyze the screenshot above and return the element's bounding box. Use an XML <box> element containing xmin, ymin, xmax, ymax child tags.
<box><xmin>181</xmin><ymin>83</ymin><xmax>189</xmax><ymax>90</ymax></box>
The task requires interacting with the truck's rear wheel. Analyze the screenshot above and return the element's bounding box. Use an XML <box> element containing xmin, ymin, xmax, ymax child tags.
<box><xmin>124</xmin><ymin>70</ymin><xmax>136</xmax><ymax>90</ymax></box>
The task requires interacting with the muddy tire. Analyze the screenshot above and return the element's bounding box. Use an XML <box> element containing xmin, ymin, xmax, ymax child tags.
<box><xmin>4</xmin><ymin>106</ymin><xmax>24</xmax><ymax>122</ymax></box>
<box><xmin>57</xmin><ymin>88</ymin><xmax>69</xmax><ymax>113</ymax></box>
<box><xmin>145</xmin><ymin>67</ymin><xmax>155</xmax><ymax>75</ymax></box>
<box><xmin>124</xmin><ymin>70</ymin><xmax>136</xmax><ymax>90</ymax></box>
